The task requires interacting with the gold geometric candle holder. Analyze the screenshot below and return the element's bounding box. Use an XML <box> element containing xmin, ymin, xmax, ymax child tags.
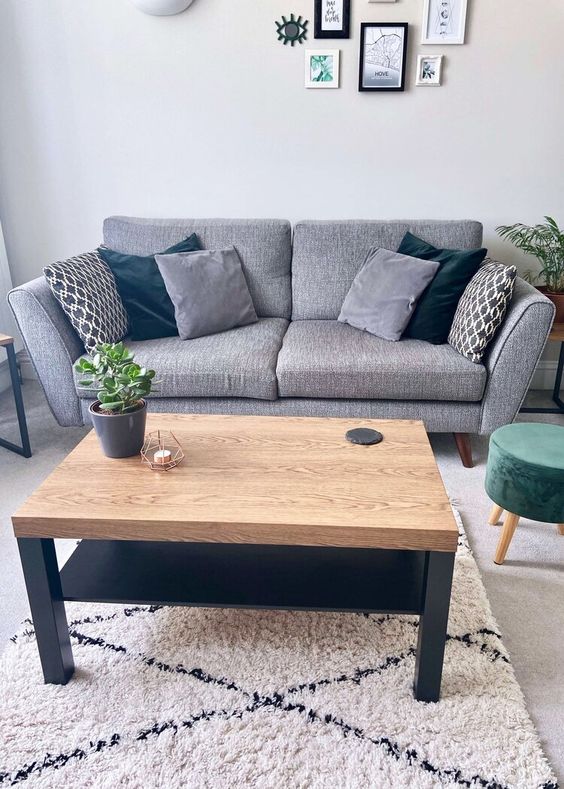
<box><xmin>141</xmin><ymin>430</ymin><xmax>184</xmax><ymax>471</ymax></box>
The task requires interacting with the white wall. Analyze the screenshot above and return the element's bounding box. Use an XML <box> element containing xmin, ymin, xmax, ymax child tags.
<box><xmin>0</xmin><ymin>1</ymin><xmax>563</xmax><ymax>368</ymax></box>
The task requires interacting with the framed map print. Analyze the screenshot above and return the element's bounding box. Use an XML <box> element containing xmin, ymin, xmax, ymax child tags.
<box><xmin>314</xmin><ymin>0</ymin><xmax>350</xmax><ymax>39</ymax></box>
<box><xmin>358</xmin><ymin>23</ymin><xmax>408</xmax><ymax>92</ymax></box>
<box><xmin>422</xmin><ymin>0</ymin><xmax>467</xmax><ymax>45</ymax></box>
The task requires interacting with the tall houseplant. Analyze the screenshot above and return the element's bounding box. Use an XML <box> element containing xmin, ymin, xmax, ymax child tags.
<box><xmin>75</xmin><ymin>342</ymin><xmax>156</xmax><ymax>458</ymax></box>
<box><xmin>496</xmin><ymin>216</ymin><xmax>564</xmax><ymax>321</ymax></box>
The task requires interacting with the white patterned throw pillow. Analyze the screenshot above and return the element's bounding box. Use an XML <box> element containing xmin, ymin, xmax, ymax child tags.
<box><xmin>44</xmin><ymin>251</ymin><xmax>129</xmax><ymax>352</ymax></box>
<box><xmin>448</xmin><ymin>260</ymin><xmax>517</xmax><ymax>363</ymax></box>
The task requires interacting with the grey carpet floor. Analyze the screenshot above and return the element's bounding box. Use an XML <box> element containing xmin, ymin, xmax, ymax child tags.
<box><xmin>1</xmin><ymin>381</ymin><xmax>563</xmax><ymax>782</ymax></box>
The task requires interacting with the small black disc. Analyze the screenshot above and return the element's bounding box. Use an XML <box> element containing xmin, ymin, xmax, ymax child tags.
<box><xmin>345</xmin><ymin>428</ymin><xmax>383</xmax><ymax>446</ymax></box>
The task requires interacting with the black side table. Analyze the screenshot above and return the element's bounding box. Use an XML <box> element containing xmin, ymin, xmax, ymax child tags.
<box><xmin>0</xmin><ymin>333</ymin><xmax>32</xmax><ymax>457</ymax></box>
<box><xmin>521</xmin><ymin>323</ymin><xmax>564</xmax><ymax>415</ymax></box>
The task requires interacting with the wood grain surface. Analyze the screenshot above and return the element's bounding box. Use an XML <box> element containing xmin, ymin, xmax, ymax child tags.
<box><xmin>0</xmin><ymin>333</ymin><xmax>14</xmax><ymax>347</ymax></box>
<box><xmin>549</xmin><ymin>323</ymin><xmax>564</xmax><ymax>342</ymax></box>
<box><xmin>12</xmin><ymin>414</ymin><xmax>458</xmax><ymax>551</ymax></box>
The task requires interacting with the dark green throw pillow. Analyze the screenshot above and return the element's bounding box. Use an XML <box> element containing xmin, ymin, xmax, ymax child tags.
<box><xmin>398</xmin><ymin>232</ymin><xmax>487</xmax><ymax>344</ymax></box>
<box><xmin>98</xmin><ymin>234</ymin><xmax>201</xmax><ymax>341</ymax></box>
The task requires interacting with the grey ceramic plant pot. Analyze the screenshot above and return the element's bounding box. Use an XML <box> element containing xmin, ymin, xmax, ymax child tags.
<box><xmin>89</xmin><ymin>400</ymin><xmax>147</xmax><ymax>459</ymax></box>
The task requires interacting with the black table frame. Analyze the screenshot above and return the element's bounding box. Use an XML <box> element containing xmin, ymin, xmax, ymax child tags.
<box><xmin>0</xmin><ymin>340</ymin><xmax>31</xmax><ymax>458</ymax></box>
<box><xmin>521</xmin><ymin>340</ymin><xmax>564</xmax><ymax>415</ymax></box>
<box><xmin>17</xmin><ymin>538</ymin><xmax>455</xmax><ymax>703</ymax></box>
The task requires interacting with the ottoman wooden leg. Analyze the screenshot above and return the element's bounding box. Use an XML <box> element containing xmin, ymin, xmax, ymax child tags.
<box><xmin>488</xmin><ymin>504</ymin><xmax>504</xmax><ymax>526</ymax></box>
<box><xmin>558</xmin><ymin>524</ymin><xmax>564</xmax><ymax>536</ymax></box>
<box><xmin>494</xmin><ymin>512</ymin><xmax>520</xmax><ymax>565</ymax></box>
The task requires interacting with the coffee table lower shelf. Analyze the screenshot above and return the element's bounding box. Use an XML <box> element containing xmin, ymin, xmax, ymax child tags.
<box><xmin>17</xmin><ymin>538</ymin><xmax>455</xmax><ymax>703</ymax></box>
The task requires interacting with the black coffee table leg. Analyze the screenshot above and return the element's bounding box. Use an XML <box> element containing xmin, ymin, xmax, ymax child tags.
<box><xmin>413</xmin><ymin>550</ymin><xmax>455</xmax><ymax>702</ymax></box>
<box><xmin>18</xmin><ymin>538</ymin><xmax>74</xmax><ymax>684</ymax></box>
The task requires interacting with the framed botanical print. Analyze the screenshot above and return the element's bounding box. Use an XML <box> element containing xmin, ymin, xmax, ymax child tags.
<box><xmin>415</xmin><ymin>54</ymin><xmax>443</xmax><ymax>86</ymax></box>
<box><xmin>422</xmin><ymin>0</ymin><xmax>467</xmax><ymax>45</ymax></box>
<box><xmin>305</xmin><ymin>50</ymin><xmax>340</xmax><ymax>88</ymax></box>
<box><xmin>358</xmin><ymin>23</ymin><xmax>408</xmax><ymax>92</ymax></box>
<box><xmin>314</xmin><ymin>0</ymin><xmax>350</xmax><ymax>39</ymax></box>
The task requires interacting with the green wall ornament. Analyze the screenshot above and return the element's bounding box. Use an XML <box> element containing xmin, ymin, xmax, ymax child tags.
<box><xmin>276</xmin><ymin>14</ymin><xmax>308</xmax><ymax>46</ymax></box>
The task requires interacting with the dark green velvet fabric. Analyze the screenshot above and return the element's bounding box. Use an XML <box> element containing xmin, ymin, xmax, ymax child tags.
<box><xmin>398</xmin><ymin>232</ymin><xmax>487</xmax><ymax>344</ymax></box>
<box><xmin>485</xmin><ymin>423</ymin><xmax>564</xmax><ymax>523</ymax></box>
<box><xmin>99</xmin><ymin>234</ymin><xmax>201</xmax><ymax>341</ymax></box>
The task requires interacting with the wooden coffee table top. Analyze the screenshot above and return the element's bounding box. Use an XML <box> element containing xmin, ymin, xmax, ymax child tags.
<box><xmin>13</xmin><ymin>414</ymin><xmax>458</xmax><ymax>552</ymax></box>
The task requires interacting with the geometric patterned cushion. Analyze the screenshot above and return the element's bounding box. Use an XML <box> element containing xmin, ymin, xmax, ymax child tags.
<box><xmin>448</xmin><ymin>260</ymin><xmax>517</xmax><ymax>364</ymax></box>
<box><xmin>43</xmin><ymin>251</ymin><xmax>129</xmax><ymax>352</ymax></box>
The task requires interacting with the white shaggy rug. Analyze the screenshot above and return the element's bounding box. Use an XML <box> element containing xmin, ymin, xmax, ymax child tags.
<box><xmin>0</xmin><ymin>513</ymin><xmax>558</xmax><ymax>789</ymax></box>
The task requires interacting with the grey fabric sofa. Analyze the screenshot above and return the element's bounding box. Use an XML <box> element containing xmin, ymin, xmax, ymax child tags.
<box><xmin>8</xmin><ymin>217</ymin><xmax>555</xmax><ymax>467</ymax></box>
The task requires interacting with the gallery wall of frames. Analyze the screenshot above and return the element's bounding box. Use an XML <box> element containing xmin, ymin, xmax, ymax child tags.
<box><xmin>276</xmin><ymin>0</ymin><xmax>469</xmax><ymax>90</ymax></box>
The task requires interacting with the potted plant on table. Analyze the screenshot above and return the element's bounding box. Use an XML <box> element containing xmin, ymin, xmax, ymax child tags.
<box><xmin>75</xmin><ymin>342</ymin><xmax>156</xmax><ymax>458</ymax></box>
<box><xmin>496</xmin><ymin>216</ymin><xmax>564</xmax><ymax>322</ymax></box>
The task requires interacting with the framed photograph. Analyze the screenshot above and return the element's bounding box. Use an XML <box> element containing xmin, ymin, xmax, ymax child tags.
<box><xmin>305</xmin><ymin>50</ymin><xmax>340</xmax><ymax>88</ymax></box>
<box><xmin>422</xmin><ymin>0</ymin><xmax>467</xmax><ymax>45</ymax></box>
<box><xmin>358</xmin><ymin>23</ymin><xmax>408</xmax><ymax>92</ymax></box>
<box><xmin>314</xmin><ymin>0</ymin><xmax>350</xmax><ymax>39</ymax></box>
<box><xmin>416</xmin><ymin>54</ymin><xmax>443</xmax><ymax>86</ymax></box>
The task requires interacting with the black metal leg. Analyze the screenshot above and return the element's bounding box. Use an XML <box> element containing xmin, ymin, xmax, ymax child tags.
<box><xmin>521</xmin><ymin>340</ymin><xmax>564</xmax><ymax>414</ymax></box>
<box><xmin>0</xmin><ymin>343</ymin><xmax>32</xmax><ymax>457</ymax></box>
<box><xmin>413</xmin><ymin>550</ymin><xmax>455</xmax><ymax>703</ymax></box>
<box><xmin>18</xmin><ymin>538</ymin><xmax>74</xmax><ymax>684</ymax></box>
<box><xmin>552</xmin><ymin>341</ymin><xmax>564</xmax><ymax>410</ymax></box>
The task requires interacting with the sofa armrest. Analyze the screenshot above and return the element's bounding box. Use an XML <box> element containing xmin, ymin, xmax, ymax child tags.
<box><xmin>8</xmin><ymin>277</ymin><xmax>85</xmax><ymax>426</ymax></box>
<box><xmin>479</xmin><ymin>277</ymin><xmax>555</xmax><ymax>434</ymax></box>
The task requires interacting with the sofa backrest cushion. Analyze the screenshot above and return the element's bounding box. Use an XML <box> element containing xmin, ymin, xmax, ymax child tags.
<box><xmin>291</xmin><ymin>220</ymin><xmax>484</xmax><ymax>320</ymax></box>
<box><xmin>103</xmin><ymin>217</ymin><xmax>292</xmax><ymax>319</ymax></box>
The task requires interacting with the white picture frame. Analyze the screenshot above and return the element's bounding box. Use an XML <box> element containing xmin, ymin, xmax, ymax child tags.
<box><xmin>305</xmin><ymin>49</ymin><xmax>340</xmax><ymax>88</ymax></box>
<box><xmin>422</xmin><ymin>0</ymin><xmax>467</xmax><ymax>45</ymax></box>
<box><xmin>416</xmin><ymin>54</ymin><xmax>443</xmax><ymax>86</ymax></box>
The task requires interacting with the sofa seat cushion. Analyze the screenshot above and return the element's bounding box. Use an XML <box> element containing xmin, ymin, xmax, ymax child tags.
<box><xmin>75</xmin><ymin>318</ymin><xmax>289</xmax><ymax>401</ymax></box>
<box><xmin>276</xmin><ymin>321</ymin><xmax>487</xmax><ymax>402</ymax></box>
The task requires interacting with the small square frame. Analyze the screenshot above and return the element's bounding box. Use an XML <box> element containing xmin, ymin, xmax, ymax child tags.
<box><xmin>305</xmin><ymin>49</ymin><xmax>340</xmax><ymax>88</ymax></box>
<box><xmin>416</xmin><ymin>54</ymin><xmax>443</xmax><ymax>86</ymax></box>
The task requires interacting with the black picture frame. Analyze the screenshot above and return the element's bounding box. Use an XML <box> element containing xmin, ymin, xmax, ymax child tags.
<box><xmin>358</xmin><ymin>22</ymin><xmax>408</xmax><ymax>92</ymax></box>
<box><xmin>314</xmin><ymin>0</ymin><xmax>351</xmax><ymax>39</ymax></box>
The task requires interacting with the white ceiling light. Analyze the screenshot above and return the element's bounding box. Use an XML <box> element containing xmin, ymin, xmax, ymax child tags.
<box><xmin>129</xmin><ymin>0</ymin><xmax>195</xmax><ymax>15</ymax></box>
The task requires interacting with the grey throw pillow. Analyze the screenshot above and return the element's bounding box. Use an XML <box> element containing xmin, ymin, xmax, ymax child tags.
<box><xmin>338</xmin><ymin>248</ymin><xmax>440</xmax><ymax>341</ymax></box>
<box><xmin>155</xmin><ymin>247</ymin><xmax>258</xmax><ymax>340</ymax></box>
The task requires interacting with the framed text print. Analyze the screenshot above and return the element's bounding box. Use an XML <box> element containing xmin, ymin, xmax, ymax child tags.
<box><xmin>422</xmin><ymin>0</ymin><xmax>467</xmax><ymax>45</ymax></box>
<box><xmin>314</xmin><ymin>0</ymin><xmax>350</xmax><ymax>39</ymax></box>
<box><xmin>358</xmin><ymin>23</ymin><xmax>408</xmax><ymax>92</ymax></box>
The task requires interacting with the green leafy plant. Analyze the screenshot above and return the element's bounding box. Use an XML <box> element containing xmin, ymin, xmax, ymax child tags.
<box><xmin>75</xmin><ymin>342</ymin><xmax>156</xmax><ymax>414</ymax></box>
<box><xmin>496</xmin><ymin>216</ymin><xmax>564</xmax><ymax>293</ymax></box>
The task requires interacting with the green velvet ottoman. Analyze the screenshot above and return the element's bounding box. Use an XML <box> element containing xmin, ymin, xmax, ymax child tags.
<box><xmin>485</xmin><ymin>422</ymin><xmax>564</xmax><ymax>564</ymax></box>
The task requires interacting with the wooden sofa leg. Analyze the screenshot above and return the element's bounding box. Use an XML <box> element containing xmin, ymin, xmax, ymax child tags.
<box><xmin>453</xmin><ymin>433</ymin><xmax>473</xmax><ymax>468</ymax></box>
